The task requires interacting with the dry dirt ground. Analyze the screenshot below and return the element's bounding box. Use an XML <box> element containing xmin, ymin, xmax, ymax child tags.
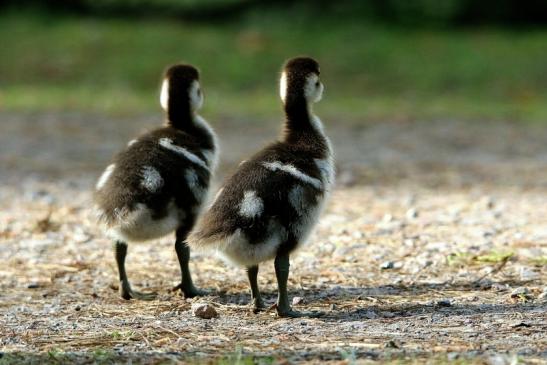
<box><xmin>0</xmin><ymin>112</ymin><xmax>546</xmax><ymax>364</ymax></box>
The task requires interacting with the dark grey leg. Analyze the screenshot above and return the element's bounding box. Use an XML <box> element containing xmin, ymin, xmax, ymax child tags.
<box><xmin>247</xmin><ymin>265</ymin><xmax>265</xmax><ymax>313</ymax></box>
<box><xmin>274</xmin><ymin>252</ymin><xmax>323</xmax><ymax>318</ymax></box>
<box><xmin>113</xmin><ymin>241</ymin><xmax>156</xmax><ymax>300</ymax></box>
<box><xmin>173</xmin><ymin>230</ymin><xmax>207</xmax><ymax>298</ymax></box>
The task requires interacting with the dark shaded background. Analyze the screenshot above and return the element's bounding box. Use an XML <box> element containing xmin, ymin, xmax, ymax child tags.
<box><xmin>6</xmin><ymin>0</ymin><xmax>547</xmax><ymax>26</ymax></box>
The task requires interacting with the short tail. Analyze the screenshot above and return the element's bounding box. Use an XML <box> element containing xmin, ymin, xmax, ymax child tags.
<box><xmin>187</xmin><ymin>228</ymin><xmax>227</xmax><ymax>252</ymax></box>
<box><xmin>187</xmin><ymin>208</ymin><xmax>234</xmax><ymax>252</ymax></box>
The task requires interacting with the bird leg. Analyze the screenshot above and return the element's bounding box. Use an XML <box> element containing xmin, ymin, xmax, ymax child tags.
<box><xmin>274</xmin><ymin>252</ymin><xmax>323</xmax><ymax>318</ymax></box>
<box><xmin>113</xmin><ymin>241</ymin><xmax>156</xmax><ymax>300</ymax></box>
<box><xmin>173</xmin><ymin>230</ymin><xmax>207</xmax><ymax>298</ymax></box>
<box><xmin>247</xmin><ymin>265</ymin><xmax>266</xmax><ymax>313</ymax></box>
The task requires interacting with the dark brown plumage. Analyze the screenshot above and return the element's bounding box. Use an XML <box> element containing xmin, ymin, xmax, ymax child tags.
<box><xmin>188</xmin><ymin>57</ymin><xmax>334</xmax><ymax>317</ymax></box>
<box><xmin>94</xmin><ymin>64</ymin><xmax>217</xmax><ymax>300</ymax></box>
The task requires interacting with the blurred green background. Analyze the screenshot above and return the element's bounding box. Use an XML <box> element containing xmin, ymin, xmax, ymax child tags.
<box><xmin>1</xmin><ymin>0</ymin><xmax>547</xmax><ymax>122</ymax></box>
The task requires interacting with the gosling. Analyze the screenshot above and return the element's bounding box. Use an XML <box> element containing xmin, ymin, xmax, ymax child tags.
<box><xmin>188</xmin><ymin>57</ymin><xmax>334</xmax><ymax>317</ymax></box>
<box><xmin>94</xmin><ymin>64</ymin><xmax>218</xmax><ymax>300</ymax></box>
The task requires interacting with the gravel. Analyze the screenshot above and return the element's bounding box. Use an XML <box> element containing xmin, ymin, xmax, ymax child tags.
<box><xmin>0</xmin><ymin>113</ymin><xmax>546</xmax><ymax>363</ymax></box>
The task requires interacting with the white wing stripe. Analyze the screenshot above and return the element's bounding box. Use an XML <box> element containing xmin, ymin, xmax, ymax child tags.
<box><xmin>262</xmin><ymin>161</ymin><xmax>322</xmax><ymax>189</ymax></box>
<box><xmin>159</xmin><ymin>138</ymin><xmax>209</xmax><ymax>171</ymax></box>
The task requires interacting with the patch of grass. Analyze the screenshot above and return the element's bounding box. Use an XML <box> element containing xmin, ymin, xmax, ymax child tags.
<box><xmin>215</xmin><ymin>346</ymin><xmax>274</xmax><ymax>365</ymax></box>
<box><xmin>376</xmin><ymin>353</ymin><xmax>519</xmax><ymax>365</ymax></box>
<box><xmin>528</xmin><ymin>255</ymin><xmax>547</xmax><ymax>266</ymax></box>
<box><xmin>91</xmin><ymin>349</ymin><xmax>118</xmax><ymax>363</ymax></box>
<box><xmin>475</xmin><ymin>251</ymin><xmax>514</xmax><ymax>263</ymax></box>
<box><xmin>2</xmin><ymin>10</ymin><xmax>547</xmax><ymax>122</ymax></box>
<box><xmin>0</xmin><ymin>352</ymin><xmax>517</xmax><ymax>365</ymax></box>
<box><xmin>0</xmin><ymin>352</ymin><xmax>173</xmax><ymax>365</ymax></box>
<box><xmin>337</xmin><ymin>347</ymin><xmax>358</xmax><ymax>364</ymax></box>
<box><xmin>108</xmin><ymin>330</ymin><xmax>136</xmax><ymax>341</ymax></box>
<box><xmin>446</xmin><ymin>250</ymin><xmax>514</xmax><ymax>266</ymax></box>
<box><xmin>46</xmin><ymin>348</ymin><xmax>65</xmax><ymax>363</ymax></box>
<box><xmin>446</xmin><ymin>251</ymin><xmax>473</xmax><ymax>266</ymax></box>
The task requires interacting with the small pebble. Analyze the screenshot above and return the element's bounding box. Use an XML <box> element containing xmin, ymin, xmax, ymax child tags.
<box><xmin>380</xmin><ymin>261</ymin><xmax>395</xmax><ymax>270</ymax></box>
<box><xmin>292</xmin><ymin>296</ymin><xmax>304</xmax><ymax>305</ymax></box>
<box><xmin>405</xmin><ymin>208</ymin><xmax>418</xmax><ymax>219</ymax></box>
<box><xmin>384</xmin><ymin>340</ymin><xmax>399</xmax><ymax>349</ymax></box>
<box><xmin>519</xmin><ymin>267</ymin><xmax>539</xmax><ymax>281</ymax></box>
<box><xmin>436</xmin><ymin>299</ymin><xmax>452</xmax><ymax>307</ymax></box>
<box><xmin>403</xmin><ymin>238</ymin><xmax>414</xmax><ymax>247</ymax></box>
<box><xmin>477</xmin><ymin>278</ymin><xmax>493</xmax><ymax>289</ymax></box>
<box><xmin>491</xmin><ymin>283</ymin><xmax>508</xmax><ymax>292</ymax></box>
<box><xmin>480</xmin><ymin>196</ymin><xmax>495</xmax><ymax>209</ymax></box>
<box><xmin>485</xmin><ymin>353</ymin><xmax>517</xmax><ymax>365</ymax></box>
<box><xmin>329</xmin><ymin>304</ymin><xmax>336</xmax><ymax>310</ymax></box>
<box><xmin>510</xmin><ymin>321</ymin><xmax>531</xmax><ymax>328</ymax></box>
<box><xmin>382</xmin><ymin>213</ymin><xmax>393</xmax><ymax>223</ymax></box>
<box><xmin>510</xmin><ymin>287</ymin><xmax>529</xmax><ymax>298</ymax></box>
<box><xmin>364</xmin><ymin>310</ymin><xmax>378</xmax><ymax>319</ymax></box>
<box><xmin>27</xmin><ymin>283</ymin><xmax>40</xmax><ymax>289</ymax></box>
<box><xmin>422</xmin><ymin>260</ymin><xmax>433</xmax><ymax>268</ymax></box>
<box><xmin>447</xmin><ymin>352</ymin><xmax>459</xmax><ymax>361</ymax></box>
<box><xmin>192</xmin><ymin>303</ymin><xmax>218</xmax><ymax>319</ymax></box>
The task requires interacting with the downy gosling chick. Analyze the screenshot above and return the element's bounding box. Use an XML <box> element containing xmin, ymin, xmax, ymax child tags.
<box><xmin>188</xmin><ymin>57</ymin><xmax>334</xmax><ymax>317</ymax></box>
<box><xmin>94</xmin><ymin>64</ymin><xmax>218</xmax><ymax>300</ymax></box>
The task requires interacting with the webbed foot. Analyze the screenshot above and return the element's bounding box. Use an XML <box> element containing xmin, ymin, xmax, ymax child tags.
<box><xmin>251</xmin><ymin>297</ymin><xmax>267</xmax><ymax>314</ymax></box>
<box><xmin>276</xmin><ymin>306</ymin><xmax>324</xmax><ymax>318</ymax></box>
<box><xmin>120</xmin><ymin>282</ymin><xmax>157</xmax><ymax>301</ymax></box>
<box><xmin>172</xmin><ymin>283</ymin><xmax>209</xmax><ymax>298</ymax></box>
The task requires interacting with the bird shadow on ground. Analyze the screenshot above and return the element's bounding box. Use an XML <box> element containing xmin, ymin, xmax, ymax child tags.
<box><xmin>313</xmin><ymin>279</ymin><xmax>536</xmax><ymax>298</ymax></box>
<box><xmin>320</xmin><ymin>302</ymin><xmax>544</xmax><ymax>321</ymax></box>
<box><xmin>209</xmin><ymin>279</ymin><xmax>544</xmax><ymax>322</ymax></box>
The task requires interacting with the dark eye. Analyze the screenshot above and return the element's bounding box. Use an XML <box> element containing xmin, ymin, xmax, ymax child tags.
<box><xmin>315</xmin><ymin>81</ymin><xmax>320</xmax><ymax>87</ymax></box>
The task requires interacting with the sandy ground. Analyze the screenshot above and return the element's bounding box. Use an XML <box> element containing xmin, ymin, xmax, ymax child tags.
<box><xmin>0</xmin><ymin>112</ymin><xmax>546</xmax><ymax>364</ymax></box>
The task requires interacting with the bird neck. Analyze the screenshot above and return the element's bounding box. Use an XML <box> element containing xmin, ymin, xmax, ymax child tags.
<box><xmin>166</xmin><ymin>110</ymin><xmax>206</xmax><ymax>141</ymax></box>
<box><xmin>282</xmin><ymin>98</ymin><xmax>327</xmax><ymax>151</ymax></box>
<box><xmin>166</xmin><ymin>101</ymin><xmax>194</xmax><ymax>130</ymax></box>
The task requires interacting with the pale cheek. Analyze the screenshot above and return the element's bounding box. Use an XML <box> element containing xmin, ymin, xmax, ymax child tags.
<box><xmin>315</xmin><ymin>83</ymin><xmax>324</xmax><ymax>102</ymax></box>
<box><xmin>279</xmin><ymin>72</ymin><xmax>288</xmax><ymax>102</ymax></box>
<box><xmin>160</xmin><ymin>79</ymin><xmax>169</xmax><ymax>110</ymax></box>
<box><xmin>303</xmin><ymin>74</ymin><xmax>322</xmax><ymax>103</ymax></box>
<box><xmin>190</xmin><ymin>81</ymin><xmax>203</xmax><ymax>110</ymax></box>
<box><xmin>193</xmin><ymin>91</ymin><xmax>204</xmax><ymax>110</ymax></box>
